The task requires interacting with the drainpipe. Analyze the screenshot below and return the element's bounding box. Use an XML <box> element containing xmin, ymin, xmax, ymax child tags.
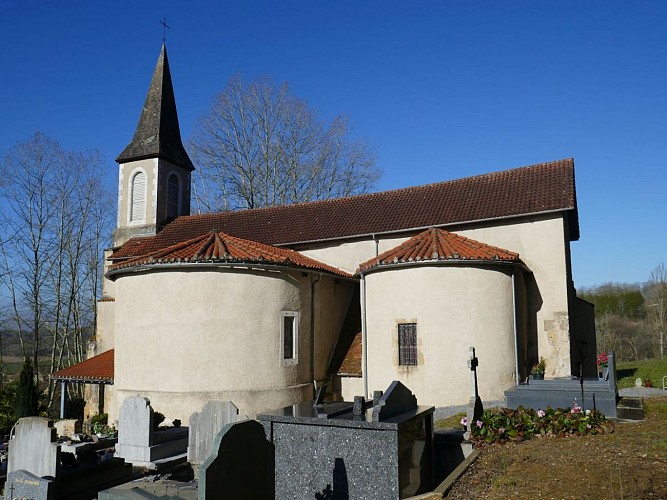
<box><xmin>60</xmin><ymin>380</ymin><xmax>68</xmax><ymax>419</ymax></box>
<box><xmin>511</xmin><ymin>272</ymin><xmax>520</xmax><ymax>384</ymax></box>
<box><xmin>311</xmin><ymin>273</ymin><xmax>321</xmax><ymax>398</ymax></box>
<box><xmin>361</xmin><ymin>273</ymin><xmax>369</xmax><ymax>399</ymax></box>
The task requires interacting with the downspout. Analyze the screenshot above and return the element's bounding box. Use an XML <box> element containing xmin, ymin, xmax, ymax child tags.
<box><xmin>512</xmin><ymin>272</ymin><xmax>520</xmax><ymax>384</ymax></box>
<box><xmin>311</xmin><ymin>273</ymin><xmax>321</xmax><ymax>398</ymax></box>
<box><xmin>361</xmin><ymin>273</ymin><xmax>369</xmax><ymax>399</ymax></box>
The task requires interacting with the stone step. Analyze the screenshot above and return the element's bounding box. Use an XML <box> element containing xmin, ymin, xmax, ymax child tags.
<box><xmin>616</xmin><ymin>397</ymin><xmax>644</xmax><ymax>421</ymax></box>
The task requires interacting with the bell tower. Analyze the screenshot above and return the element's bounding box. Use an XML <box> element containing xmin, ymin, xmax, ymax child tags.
<box><xmin>114</xmin><ymin>44</ymin><xmax>194</xmax><ymax>247</ymax></box>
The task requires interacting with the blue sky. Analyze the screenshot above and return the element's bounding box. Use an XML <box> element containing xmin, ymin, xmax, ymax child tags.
<box><xmin>1</xmin><ymin>1</ymin><xmax>665</xmax><ymax>288</ymax></box>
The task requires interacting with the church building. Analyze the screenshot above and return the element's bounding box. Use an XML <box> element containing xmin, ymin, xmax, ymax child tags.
<box><xmin>56</xmin><ymin>45</ymin><xmax>596</xmax><ymax>425</ymax></box>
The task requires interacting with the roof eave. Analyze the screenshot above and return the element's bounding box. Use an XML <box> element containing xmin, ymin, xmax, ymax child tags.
<box><xmin>277</xmin><ymin>207</ymin><xmax>579</xmax><ymax>249</ymax></box>
<box><xmin>106</xmin><ymin>261</ymin><xmax>356</xmax><ymax>281</ymax></box>
<box><xmin>357</xmin><ymin>258</ymin><xmax>528</xmax><ymax>277</ymax></box>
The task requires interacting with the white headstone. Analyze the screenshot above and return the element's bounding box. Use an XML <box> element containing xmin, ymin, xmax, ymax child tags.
<box><xmin>188</xmin><ymin>401</ymin><xmax>240</xmax><ymax>474</ymax></box>
<box><xmin>8</xmin><ymin>417</ymin><xmax>60</xmax><ymax>478</ymax></box>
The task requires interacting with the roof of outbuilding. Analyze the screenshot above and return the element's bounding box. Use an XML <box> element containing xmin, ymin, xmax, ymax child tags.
<box><xmin>358</xmin><ymin>227</ymin><xmax>520</xmax><ymax>274</ymax></box>
<box><xmin>116</xmin><ymin>44</ymin><xmax>194</xmax><ymax>171</ymax></box>
<box><xmin>111</xmin><ymin>158</ymin><xmax>578</xmax><ymax>260</ymax></box>
<box><xmin>108</xmin><ymin>230</ymin><xmax>353</xmax><ymax>278</ymax></box>
<box><xmin>50</xmin><ymin>349</ymin><xmax>114</xmax><ymax>384</ymax></box>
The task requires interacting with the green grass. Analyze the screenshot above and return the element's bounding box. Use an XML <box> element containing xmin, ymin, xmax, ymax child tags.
<box><xmin>616</xmin><ymin>357</ymin><xmax>667</xmax><ymax>388</ymax></box>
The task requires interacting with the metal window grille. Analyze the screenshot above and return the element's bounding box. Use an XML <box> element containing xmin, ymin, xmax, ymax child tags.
<box><xmin>398</xmin><ymin>323</ymin><xmax>417</xmax><ymax>366</ymax></box>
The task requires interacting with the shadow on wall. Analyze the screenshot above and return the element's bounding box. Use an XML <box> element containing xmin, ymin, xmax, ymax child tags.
<box><xmin>315</xmin><ymin>457</ymin><xmax>349</xmax><ymax>500</ymax></box>
<box><xmin>525</xmin><ymin>271</ymin><xmax>543</xmax><ymax>376</ymax></box>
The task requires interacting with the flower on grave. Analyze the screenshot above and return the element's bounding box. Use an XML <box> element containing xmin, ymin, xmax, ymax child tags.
<box><xmin>537</xmin><ymin>409</ymin><xmax>545</xmax><ymax>418</ymax></box>
<box><xmin>585</xmin><ymin>409</ymin><xmax>591</xmax><ymax>416</ymax></box>
<box><xmin>476</xmin><ymin>420</ymin><xmax>483</xmax><ymax>428</ymax></box>
<box><xmin>587</xmin><ymin>424</ymin><xmax>592</xmax><ymax>429</ymax></box>
<box><xmin>571</xmin><ymin>401</ymin><xmax>581</xmax><ymax>414</ymax></box>
<box><xmin>460</xmin><ymin>417</ymin><xmax>468</xmax><ymax>427</ymax></box>
<box><xmin>499</xmin><ymin>427</ymin><xmax>506</xmax><ymax>434</ymax></box>
<box><xmin>596</xmin><ymin>353</ymin><xmax>609</xmax><ymax>367</ymax></box>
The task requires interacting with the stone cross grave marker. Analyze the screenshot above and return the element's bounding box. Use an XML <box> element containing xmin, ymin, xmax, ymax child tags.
<box><xmin>465</xmin><ymin>347</ymin><xmax>484</xmax><ymax>438</ymax></box>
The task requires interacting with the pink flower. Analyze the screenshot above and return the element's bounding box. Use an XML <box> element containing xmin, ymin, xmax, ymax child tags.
<box><xmin>476</xmin><ymin>420</ymin><xmax>483</xmax><ymax>428</ymax></box>
<box><xmin>499</xmin><ymin>427</ymin><xmax>506</xmax><ymax>434</ymax></box>
<box><xmin>537</xmin><ymin>409</ymin><xmax>545</xmax><ymax>418</ymax></box>
<box><xmin>587</xmin><ymin>424</ymin><xmax>592</xmax><ymax>429</ymax></box>
<box><xmin>460</xmin><ymin>417</ymin><xmax>468</xmax><ymax>427</ymax></box>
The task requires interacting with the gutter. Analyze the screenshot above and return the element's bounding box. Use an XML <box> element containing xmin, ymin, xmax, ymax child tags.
<box><xmin>361</xmin><ymin>274</ymin><xmax>369</xmax><ymax>399</ymax></box>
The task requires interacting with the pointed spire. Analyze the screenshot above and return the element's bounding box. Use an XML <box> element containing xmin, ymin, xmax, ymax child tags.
<box><xmin>116</xmin><ymin>44</ymin><xmax>194</xmax><ymax>171</ymax></box>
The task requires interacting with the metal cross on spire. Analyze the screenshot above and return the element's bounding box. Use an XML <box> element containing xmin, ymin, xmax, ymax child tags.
<box><xmin>160</xmin><ymin>17</ymin><xmax>170</xmax><ymax>42</ymax></box>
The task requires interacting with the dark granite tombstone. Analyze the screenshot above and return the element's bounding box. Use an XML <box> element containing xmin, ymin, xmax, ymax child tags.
<box><xmin>5</xmin><ymin>469</ymin><xmax>55</xmax><ymax>500</ymax></box>
<box><xmin>505</xmin><ymin>351</ymin><xmax>619</xmax><ymax>418</ymax></box>
<box><xmin>198</xmin><ymin>419</ymin><xmax>273</xmax><ymax>500</ymax></box>
<box><xmin>259</xmin><ymin>381</ymin><xmax>434</xmax><ymax>499</ymax></box>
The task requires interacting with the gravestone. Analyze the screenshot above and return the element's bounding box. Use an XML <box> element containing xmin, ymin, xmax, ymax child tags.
<box><xmin>465</xmin><ymin>347</ymin><xmax>484</xmax><ymax>439</ymax></box>
<box><xmin>116</xmin><ymin>396</ymin><xmax>188</xmax><ymax>468</ymax></box>
<box><xmin>187</xmin><ymin>400</ymin><xmax>240</xmax><ymax>478</ymax></box>
<box><xmin>372</xmin><ymin>380</ymin><xmax>417</xmax><ymax>422</ymax></box>
<box><xmin>8</xmin><ymin>417</ymin><xmax>60</xmax><ymax>478</ymax></box>
<box><xmin>199</xmin><ymin>419</ymin><xmax>273</xmax><ymax>500</ymax></box>
<box><xmin>5</xmin><ymin>469</ymin><xmax>55</xmax><ymax>500</ymax></box>
<box><xmin>54</xmin><ymin>419</ymin><xmax>81</xmax><ymax>438</ymax></box>
<box><xmin>259</xmin><ymin>380</ymin><xmax>434</xmax><ymax>499</ymax></box>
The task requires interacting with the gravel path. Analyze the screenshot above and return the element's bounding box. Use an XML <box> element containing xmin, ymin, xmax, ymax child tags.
<box><xmin>619</xmin><ymin>386</ymin><xmax>667</xmax><ymax>398</ymax></box>
<box><xmin>434</xmin><ymin>387</ymin><xmax>666</xmax><ymax>421</ymax></box>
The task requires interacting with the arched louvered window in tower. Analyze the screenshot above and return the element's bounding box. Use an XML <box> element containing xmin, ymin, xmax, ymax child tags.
<box><xmin>167</xmin><ymin>174</ymin><xmax>180</xmax><ymax>218</ymax></box>
<box><xmin>130</xmin><ymin>171</ymin><xmax>146</xmax><ymax>223</ymax></box>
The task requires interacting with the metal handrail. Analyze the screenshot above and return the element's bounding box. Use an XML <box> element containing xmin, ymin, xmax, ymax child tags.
<box><xmin>663</xmin><ymin>375</ymin><xmax>667</xmax><ymax>391</ymax></box>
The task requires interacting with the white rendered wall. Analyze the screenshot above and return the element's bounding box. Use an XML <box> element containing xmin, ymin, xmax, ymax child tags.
<box><xmin>302</xmin><ymin>214</ymin><xmax>572</xmax><ymax>377</ymax></box>
<box><xmin>362</xmin><ymin>265</ymin><xmax>517</xmax><ymax>407</ymax></box>
<box><xmin>108</xmin><ymin>268</ymin><xmax>353</xmax><ymax>424</ymax></box>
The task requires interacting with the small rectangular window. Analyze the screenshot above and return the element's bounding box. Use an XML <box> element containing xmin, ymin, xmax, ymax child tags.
<box><xmin>281</xmin><ymin>312</ymin><xmax>298</xmax><ymax>364</ymax></box>
<box><xmin>398</xmin><ymin>323</ymin><xmax>417</xmax><ymax>366</ymax></box>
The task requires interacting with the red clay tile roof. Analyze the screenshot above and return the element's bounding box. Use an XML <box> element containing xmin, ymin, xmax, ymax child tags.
<box><xmin>111</xmin><ymin>159</ymin><xmax>578</xmax><ymax>259</ymax></box>
<box><xmin>50</xmin><ymin>349</ymin><xmax>114</xmax><ymax>383</ymax></box>
<box><xmin>358</xmin><ymin>228</ymin><xmax>520</xmax><ymax>273</ymax></box>
<box><xmin>108</xmin><ymin>231</ymin><xmax>353</xmax><ymax>278</ymax></box>
<box><xmin>337</xmin><ymin>331</ymin><xmax>362</xmax><ymax>377</ymax></box>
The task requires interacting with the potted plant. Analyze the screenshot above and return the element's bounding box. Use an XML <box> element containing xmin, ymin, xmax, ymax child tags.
<box><xmin>645</xmin><ymin>378</ymin><xmax>653</xmax><ymax>388</ymax></box>
<box><xmin>531</xmin><ymin>357</ymin><xmax>546</xmax><ymax>380</ymax></box>
<box><xmin>596</xmin><ymin>353</ymin><xmax>609</xmax><ymax>380</ymax></box>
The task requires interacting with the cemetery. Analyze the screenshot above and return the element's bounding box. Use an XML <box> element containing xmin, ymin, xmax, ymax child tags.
<box><xmin>3</xmin><ymin>348</ymin><xmax>658</xmax><ymax>499</ymax></box>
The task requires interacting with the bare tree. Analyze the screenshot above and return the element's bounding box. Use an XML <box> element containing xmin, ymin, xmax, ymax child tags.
<box><xmin>644</xmin><ymin>262</ymin><xmax>666</xmax><ymax>359</ymax></box>
<box><xmin>191</xmin><ymin>74</ymin><xmax>381</xmax><ymax>211</ymax></box>
<box><xmin>0</xmin><ymin>133</ymin><xmax>112</xmax><ymax>399</ymax></box>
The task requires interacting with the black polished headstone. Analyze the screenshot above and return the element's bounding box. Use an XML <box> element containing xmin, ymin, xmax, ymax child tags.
<box><xmin>199</xmin><ymin>419</ymin><xmax>273</xmax><ymax>500</ymax></box>
<box><xmin>372</xmin><ymin>381</ymin><xmax>418</xmax><ymax>422</ymax></box>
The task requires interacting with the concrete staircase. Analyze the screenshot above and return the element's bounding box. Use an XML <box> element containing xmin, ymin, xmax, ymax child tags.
<box><xmin>615</xmin><ymin>397</ymin><xmax>644</xmax><ymax>421</ymax></box>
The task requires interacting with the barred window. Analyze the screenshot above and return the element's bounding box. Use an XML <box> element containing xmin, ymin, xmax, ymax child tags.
<box><xmin>398</xmin><ymin>323</ymin><xmax>418</xmax><ymax>366</ymax></box>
